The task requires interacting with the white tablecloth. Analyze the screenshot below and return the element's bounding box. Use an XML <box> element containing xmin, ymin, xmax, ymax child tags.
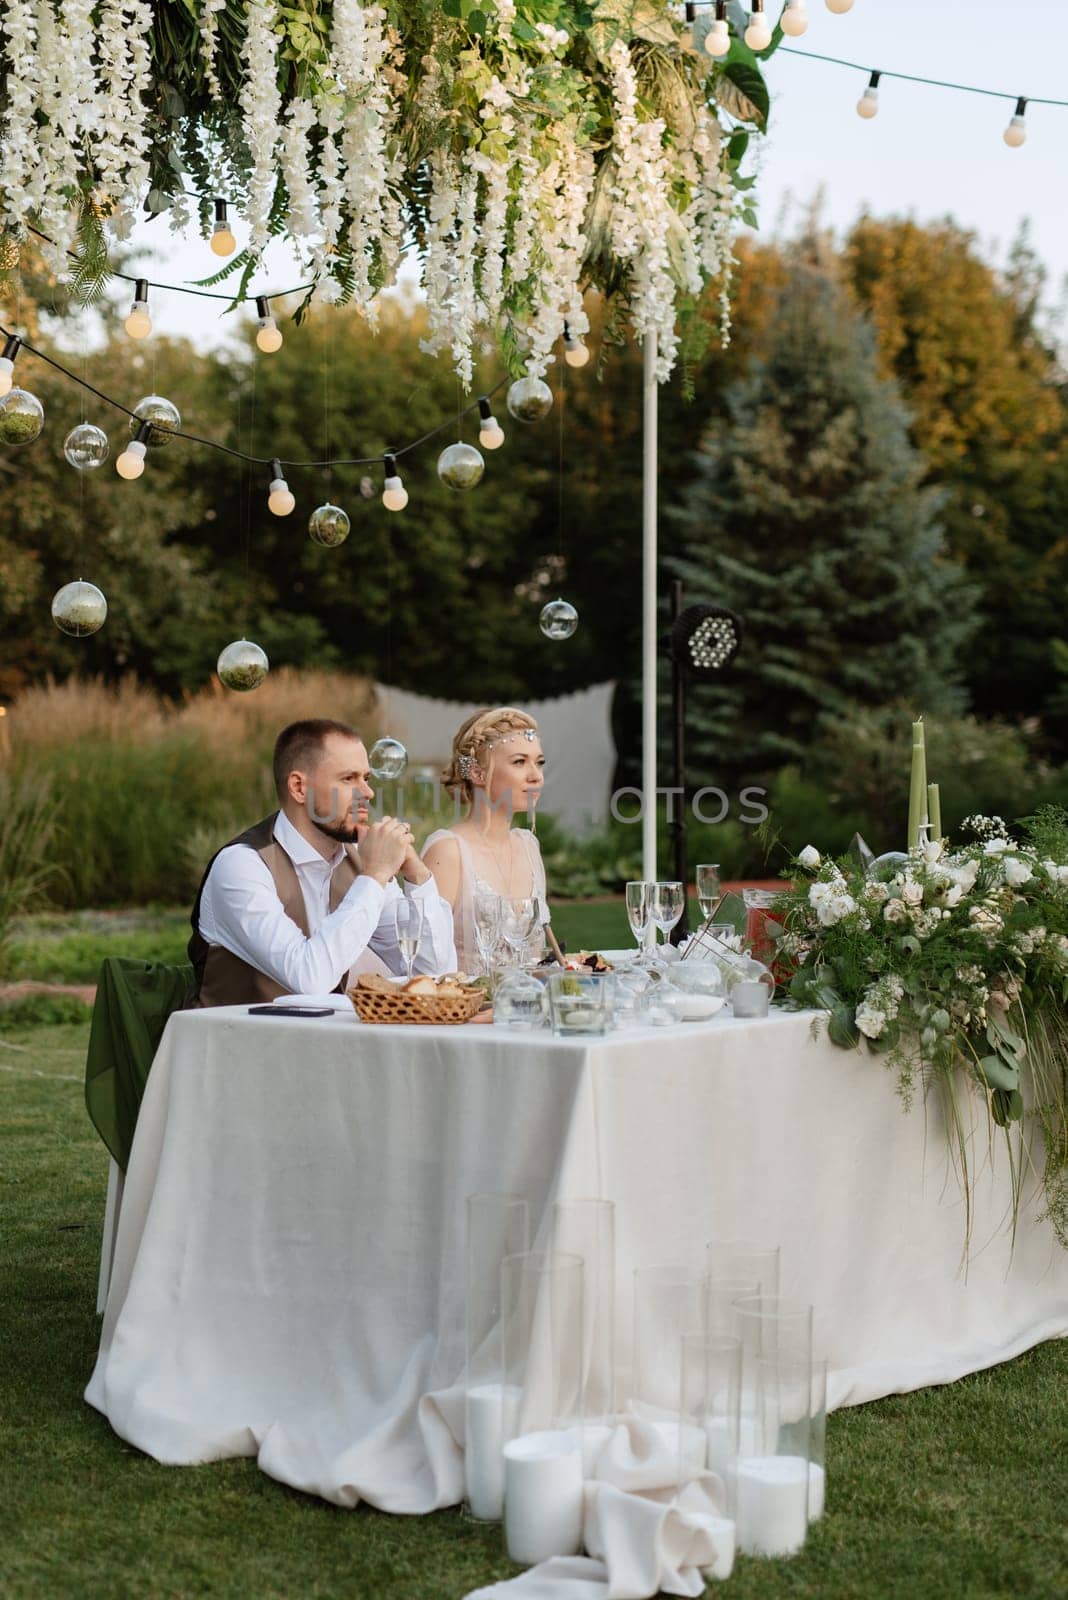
<box><xmin>85</xmin><ymin>1006</ymin><xmax>1068</xmax><ymax>1510</ymax></box>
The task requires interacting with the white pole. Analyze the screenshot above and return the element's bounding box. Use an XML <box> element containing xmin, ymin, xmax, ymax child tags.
<box><xmin>642</xmin><ymin>330</ymin><xmax>658</xmax><ymax>884</ymax></box>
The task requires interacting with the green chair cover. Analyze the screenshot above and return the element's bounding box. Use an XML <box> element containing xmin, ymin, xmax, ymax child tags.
<box><xmin>84</xmin><ymin>957</ymin><xmax>194</xmax><ymax>1171</ymax></box>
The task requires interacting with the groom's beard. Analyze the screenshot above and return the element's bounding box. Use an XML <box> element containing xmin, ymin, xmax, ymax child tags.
<box><xmin>315</xmin><ymin>818</ymin><xmax>362</xmax><ymax>844</ymax></box>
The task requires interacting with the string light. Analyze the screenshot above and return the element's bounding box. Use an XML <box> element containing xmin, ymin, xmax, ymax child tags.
<box><xmin>705</xmin><ymin>0</ymin><xmax>730</xmax><ymax>57</ymax></box>
<box><xmin>210</xmin><ymin>198</ymin><xmax>237</xmax><ymax>257</ymax></box>
<box><xmin>825</xmin><ymin>0</ymin><xmax>853</xmax><ymax>12</ymax></box>
<box><xmin>0</xmin><ymin>334</ymin><xmax>19</xmax><ymax>397</ymax></box>
<box><xmin>124</xmin><ymin>279</ymin><xmax>152</xmax><ymax>340</ymax></box>
<box><xmin>857</xmin><ymin>70</ymin><xmax>880</xmax><ymax>119</ymax></box>
<box><xmin>744</xmin><ymin>0</ymin><xmax>771</xmax><ymax>52</ymax></box>
<box><xmin>255</xmin><ymin>296</ymin><xmax>283</xmax><ymax>353</ymax></box>
<box><xmin>562</xmin><ymin>321</ymin><xmax>590</xmax><ymax>369</ymax></box>
<box><xmin>116</xmin><ymin>421</ymin><xmax>151</xmax><ymax>480</ymax></box>
<box><xmin>267</xmin><ymin>458</ymin><xmax>296</xmax><ymax>515</ymax></box>
<box><xmin>382</xmin><ymin>453</ymin><xmax>408</xmax><ymax>511</ymax></box>
<box><xmin>1004</xmin><ymin>96</ymin><xmax>1028</xmax><ymax>148</ymax></box>
<box><xmin>781</xmin><ymin>0</ymin><xmax>808</xmax><ymax>36</ymax></box>
<box><xmin>478</xmin><ymin>397</ymin><xmax>505</xmax><ymax>450</ymax></box>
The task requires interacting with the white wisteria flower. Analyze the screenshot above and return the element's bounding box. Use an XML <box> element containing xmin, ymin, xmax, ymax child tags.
<box><xmin>238</xmin><ymin>0</ymin><xmax>283</xmax><ymax>254</ymax></box>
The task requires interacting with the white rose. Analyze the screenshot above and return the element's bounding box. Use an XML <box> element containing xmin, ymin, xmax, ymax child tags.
<box><xmin>884</xmin><ymin>900</ymin><xmax>908</xmax><ymax>925</ymax></box>
<box><xmin>855</xmin><ymin>1003</ymin><xmax>886</xmax><ymax>1039</ymax></box>
<box><xmin>797</xmin><ymin>845</ymin><xmax>821</xmax><ymax>870</ymax></box>
<box><xmin>984</xmin><ymin>838</ymin><xmax>1011</xmax><ymax>856</ymax></box>
<box><xmin>943</xmin><ymin>884</ymin><xmax>963</xmax><ymax>908</ymax></box>
<box><xmin>1002</xmin><ymin>857</ymin><xmax>1033</xmax><ymax>887</ymax></box>
<box><xmin>902</xmin><ymin>879</ymin><xmax>924</xmax><ymax>905</ymax></box>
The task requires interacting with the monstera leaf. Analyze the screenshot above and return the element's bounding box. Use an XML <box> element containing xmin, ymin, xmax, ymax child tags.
<box><xmin>714</xmin><ymin>61</ymin><xmax>769</xmax><ymax>130</ymax></box>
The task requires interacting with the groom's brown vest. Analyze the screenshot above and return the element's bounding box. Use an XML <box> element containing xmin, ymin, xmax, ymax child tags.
<box><xmin>188</xmin><ymin>815</ymin><xmax>359</xmax><ymax>1007</ymax></box>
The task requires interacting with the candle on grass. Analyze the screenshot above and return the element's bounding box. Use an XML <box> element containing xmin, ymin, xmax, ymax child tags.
<box><xmin>465</xmin><ymin>1383</ymin><xmax>521</xmax><ymax>1520</ymax></box>
<box><xmin>734</xmin><ymin>1454</ymin><xmax>810</xmax><ymax>1557</ymax></box>
<box><xmin>503</xmin><ymin>1429</ymin><xmax>584</xmax><ymax>1564</ymax></box>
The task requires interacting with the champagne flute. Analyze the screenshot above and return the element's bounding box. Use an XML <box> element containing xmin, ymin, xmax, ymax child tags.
<box><xmin>500</xmin><ymin>896</ymin><xmax>540</xmax><ymax>966</ymax></box>
<box><xmin>395</xmin><ymin>896</ymin><xmax>424</xmax><ymax>982</ymax></box>
<box><xmin>650</xmin><ymin>881</ymin><xmax>685</xmax><ymax>950</ymax></box>
<box><xmin>625</xmin><ymin>880</ymin><xmax>651</xmax><ymax>963</ymax></box>
<box><xmin>695</xmin><ymin>863</ymin><xmax>722</xmax><ymax>920</ymax></box>
<box><xmin>473</xmin><ymin>890</ymin><xmax>503</xmax><ymax>977</ymax></box>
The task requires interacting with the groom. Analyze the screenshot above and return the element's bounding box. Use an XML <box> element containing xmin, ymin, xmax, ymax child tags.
<box><xmin>188</xmin><ymin>718</ymin><xmax>456</xmax><ymax>1005</ymax></box>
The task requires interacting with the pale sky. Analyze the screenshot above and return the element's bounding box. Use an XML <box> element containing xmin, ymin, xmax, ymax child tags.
<box><xmin>109</xmin><ymin>0</ymin><xmax>1068</xmax><ymax>353</ymax></box>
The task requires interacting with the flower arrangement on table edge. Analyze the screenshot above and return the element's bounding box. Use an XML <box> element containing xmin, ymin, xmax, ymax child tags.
<box><xmin>769</xmin><ymin>810</ymin><xmax>1068</xmax><ymax>1252</ymax></box>
<box><xmin>0</xmin><ymin>0</ymin><xmax>774</xmax><ymax>386</ymax></box>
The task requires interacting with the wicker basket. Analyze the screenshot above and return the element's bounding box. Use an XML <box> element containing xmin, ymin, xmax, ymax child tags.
<box><xmin>349</xmin><ymin>983</ymin><xmax>486</xmax><ymax>1026</ymax></box>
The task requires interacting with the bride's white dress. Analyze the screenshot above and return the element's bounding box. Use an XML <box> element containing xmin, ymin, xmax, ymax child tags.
<box><xmin>421</xmin><ymin>827</ymin><xmax>550</xmax><ymax>974</ymax></box>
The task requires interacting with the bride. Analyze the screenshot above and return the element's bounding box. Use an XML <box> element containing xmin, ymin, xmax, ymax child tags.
<box><xmin>422</xmin><ymin>706</ymin><xmax>550</xmax><ymax>973</ymax></box>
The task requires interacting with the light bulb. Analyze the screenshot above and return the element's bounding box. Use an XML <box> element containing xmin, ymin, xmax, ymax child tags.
<box><xmin>210</xmin><ymin>198</ymin><xmax>237</xmax><ymax>256</ymax></box>
<box><xmin>124</xmin><ymin>279</ymin><xmax>151</xmax><ymax>340</ymax></box>
<box><xmin>255</xmin><ymin>296</ymin><xmax>282</xmax><ymax>352</ymax></box>
<box><xmin>0</xmin><ymin>335</ymin><xmax>18</xmax><ymax>397</ymax></box>
<box><xmin>1004</xmin><ymin>99</ymin><xmax>1027</xmax><ymax>148</ymax></box>
<box><xmin>382</xmin><ymin>453</ymin><xmax>407</xmax><ymax>510</ymax></box>
<box><xmin>267</xmin><ymin>458</ymin><xmax>295</xmax><ymax>516</ymax></box>
<box><xmin>825</xmin><ymin>0</ymin><xmax>853</xmax><ymax>12</ymax></box>
<box><xmin>857</xmin><ymin>73</ymin><xmax>881</xmax><ymax>118</ymax></box>
<box><xmin>477</xmin><ymin>397</ymin><xmax>505</xmax><ymax>450</ymax></box>
<box><xmin>124</xmin><ymin>305</ymin><xmax>151</xmax><ymax>339</ymax></box>
<box><xmin>744</xmin><ymin>5</ymin><xmax>771</xmax><ymax>51</ymax></box>
<box><xmin>563</xmin><ymin>334</ymin><xmax>590</xmax><ymax>368</ymax></box>
<box><xmin>704</xmin><ymin>18</ymin><xmax>730</xmax><ymax>55</ymax></box>
<box><xmin>256</xmin><ymin>319</ymin><xmax>283</xmax><ymax>353</ymax></box>
<box><xmin>116</xmin><ymin>440</ymin><xmax>147</xmax><ymax>480</ymax></box>
<box><xmin>781</xmin><ymin>0</ymin><xmax>808</xmax><ymax>35</ymax></box>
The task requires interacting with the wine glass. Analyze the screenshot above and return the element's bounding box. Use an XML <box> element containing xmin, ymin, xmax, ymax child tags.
<box><xmin>625</xmin><ymin>880</ymin><xmax>651</xmax><ymax>962</ymax></box>
<box><xmin>650</xmin><ymin>881</ymin><xmax>685</xmax><ymax>951</ymax></box>
<box><xmin>695</xmin><ymin>864</ymin><xmax>722</xmax><ymax>920</ymax></box>
<box><xmin>500</xmin><ymin>896</ymin><xmax>540</xmax><ymax>966</ymax></box>
<box><xmin>395</xmin><ymin>896</ymin><xmax>424</xmax><ymax>982</ymax></box>
<box><xmin>473</xmin><ymin>890</ymin><xmax>503</xmax><ymax>976</ymax></box>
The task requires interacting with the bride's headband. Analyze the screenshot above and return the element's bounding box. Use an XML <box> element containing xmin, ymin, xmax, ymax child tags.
<box><xmin>457</xmin><ymin>723</ymin><xmax>538</xmax><ymax>779</ymax></box>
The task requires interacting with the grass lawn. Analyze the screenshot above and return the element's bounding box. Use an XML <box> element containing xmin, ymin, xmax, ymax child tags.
<box><xmin>2</xmin><ymin>914</ymin><xmax>1066</xmax><ymax>1599</ymax></box>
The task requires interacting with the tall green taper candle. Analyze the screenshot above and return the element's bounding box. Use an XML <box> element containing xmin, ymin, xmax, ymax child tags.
<box><xmin>908</xmin><ymin>720</ymin><xmax>928</xmax><ymax>849</ymax></box>
<box><xmin>927</xmin><ymin>781</ymin><xmax>942</xmax><ymax>844</ymax></box>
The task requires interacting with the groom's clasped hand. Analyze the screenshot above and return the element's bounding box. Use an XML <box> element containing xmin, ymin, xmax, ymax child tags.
<box><xmin>353</xmin><ymin>815</ymin><xmax>417</xmax><ymax>886</ymax></box>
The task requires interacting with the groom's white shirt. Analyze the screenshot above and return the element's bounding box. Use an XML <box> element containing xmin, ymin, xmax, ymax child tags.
<box><xmin>198</xmin><ymin>809</ymin><xmax>456</xmax><ymax>994</ymax></box>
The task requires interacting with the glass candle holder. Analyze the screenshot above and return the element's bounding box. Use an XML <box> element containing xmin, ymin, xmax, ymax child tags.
<box><xmin>500</xmin><ymin>1250</ymin><xmax>586</xmax><ymax>1564</ymax></box>
<box><xmin>706</xmin><ymin>1241</ymin><xmax>781</xmax><ymax>1302</ymax></box>
<box><xmin>631</xmin><ymin>1262</ymin><xmax>705</xmax><ymax>1421</ymax></box>
<box><xmin>731</xmin><ymin>1298</ymin><xmax>814</xmax><ymax>1560</ymax></box>
<box><xmin>809</xmin><ymin>1357</ymin><xmax>828</xmax><ymax>1522</ymax></box>
<box><xmin>464</xmin><ymin>1194</ymin><xmax>530</xmax><ymax>1521</ymax></box>
<box><xmin>547</xmin><ymin>972</ymin><xmax>612</xmax><ymax>1037</ymax></box>
<box><xmin>552</xmin><ymin>1198</ymin><xmax>616</xmax><ymax>1425</ymax></box>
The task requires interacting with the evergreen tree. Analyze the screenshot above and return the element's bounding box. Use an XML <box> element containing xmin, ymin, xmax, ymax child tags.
<box><xmin>668</xmin><ymin>256</ymin><xmax>978</xmax><ymax>786</ymax></box>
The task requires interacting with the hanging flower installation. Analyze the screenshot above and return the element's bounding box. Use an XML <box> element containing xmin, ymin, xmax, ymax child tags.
<box><xmin>0</xmin><ymin>1</ymin><xmax>769</xmax><ymax>383</ymax></box>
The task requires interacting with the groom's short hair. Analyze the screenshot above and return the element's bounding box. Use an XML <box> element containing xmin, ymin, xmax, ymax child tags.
<box><xmin>273</xmin><ymin>719</ymin><xmax>360</xmax><ymax>800</ymax></box>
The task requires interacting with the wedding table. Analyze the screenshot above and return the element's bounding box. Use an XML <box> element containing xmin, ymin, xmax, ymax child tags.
<box><xmin>85</xmin><ymin>1004</ymin><xmax>1068</xmax><ymax>1512</ymax></box>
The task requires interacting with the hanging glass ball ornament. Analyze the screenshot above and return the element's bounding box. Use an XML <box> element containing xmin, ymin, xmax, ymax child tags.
<box><xmin>539</xmin><ymin>598</ymin><xmax>579</xmax><ymax>640</ymax></box>
<box><xmin>63</xmin><ymin>422</ymin><xmax>109</xmax><ymax>470</ymax></box>
<box><xmin>217</xmin><ymin>638</ymin><xmax>269</xmax><ymax>691</ymax></box>
<box><xmin>131</xmin><ymin>394</ymin><xmax>180</xmax><ymax>448</ymax></box>
<box><xmin>0</xmin><ymin>387</ymin><xmax>44</xmax><ymax>447</ymax></box>
<box><xmin>51</xmin><ymin>580</ymin><xmax>107</xmax><ymax>637</ymax></box>
<box><xmin>369</xmin><ymin>737</ymin><xmax>408</xmax><ymax>781</ymax></box>
<box><xmin>437</xmin><ymin>441</ymin><xmax>485</xmax><ymax>491</ymax></box>
<box><xmin>308</xmin><ymin>502</ymin><xmax>351</xmax><ymax>547</ymax></box>
<box><xmin>506</xmin><ymin>375</ymin><xmax>553</xmax><ymax>423</ymax></box>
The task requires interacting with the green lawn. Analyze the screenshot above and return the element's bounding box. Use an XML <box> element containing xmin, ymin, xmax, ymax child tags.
<box><xmin>2</xmin><ymin>919</ymin><xmax>1066</xmax><ymax>1599</ymax></box>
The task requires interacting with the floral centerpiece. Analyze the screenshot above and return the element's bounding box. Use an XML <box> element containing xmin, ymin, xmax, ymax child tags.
<box><xmin>776</xmin><ymin>810</ymin><xmax>1068</xmax><ymax>1249</ymax></box>
<box><xmin>0</xmin><ymin>0</ymin><xmax>773</xmax><ymax>382</ymax></box>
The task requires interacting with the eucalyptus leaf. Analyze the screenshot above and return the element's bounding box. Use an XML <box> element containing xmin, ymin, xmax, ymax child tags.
<box><xmin>978</xmin><ymin>1053</ymin><xmax>1021</xmax><ymax>1093</ymax></box>
<box><xmin>828</xmin><ymin>1004</ymin><xmax>860</xmax><ymax>1050</ymax></box>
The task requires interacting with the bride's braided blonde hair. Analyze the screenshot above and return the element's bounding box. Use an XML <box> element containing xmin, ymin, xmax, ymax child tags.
<box><xmin>442</xmin><ymin>706</ymin><xmax>540</xmax><ymax>803</ymax></box>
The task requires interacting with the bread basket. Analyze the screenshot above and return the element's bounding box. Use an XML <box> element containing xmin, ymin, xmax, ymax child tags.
<box><xmin>348</xmin><ymin>979</ymin><xmax>485</xmax><ymax>1025</ymax></box>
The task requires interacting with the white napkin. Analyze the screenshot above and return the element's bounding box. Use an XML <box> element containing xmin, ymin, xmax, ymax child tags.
<box><xmin>268</xmin><ymin>993</ymin><xmax>355</xmax><ymax>1011</ymax></box>
<box><xmin>463</xmin><ymin>1419</ymin><xmax>734</xmax><ymax>1600</ymax></box>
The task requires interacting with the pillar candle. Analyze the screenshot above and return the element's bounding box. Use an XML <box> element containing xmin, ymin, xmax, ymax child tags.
<box><xmin>927</xmin><ymin>782</ymin><xmax>942</xmax><ymax>844</ymax></box>
<box><xmin>464</xmin><ymin>1383</ymin><xmax>521</xmax><ymax>1521</ymax></box>
<box><xmin>734</xmin><ymin>1454</ymin><xmax>810</xmax><ymax>1557</ymax></box>
<box><xmin>808</xmin><ymin>1461</ymin><xmax>826</xmax><ymax>1521</ymax></box>
<box><xmin>503</xmin><ymin>1429</ymin><xmax>585</xmax><ymax>1565</ymax></box>
<box><xmin>907</xmin><ymin>720</ymin><xmax>928</xmax><ymax>850</ymax></box>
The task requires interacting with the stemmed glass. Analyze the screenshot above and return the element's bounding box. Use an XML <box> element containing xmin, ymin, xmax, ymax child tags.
<box><xmin>625</xmin><ymin>880</ymin><xmax>651</xmax><ymax>963</ymax></box>
<box><xmin>500</xmin><ymin>896</ymin><xmax>540</xmax><ymax>966</ymax></box>
<box><xmin>395</xmin><ymin>896</ymin><xmax>424</xmax><ymax>981</ymax></box>
<box><xmin>473</xmin><ymin>890</ymin><xmax>503</xmax><ymax>977</ymax></box>
<box><xmin>650</xmin><ymin>881</ymin><xmax>685</xmax><ymax>952</ymax></box>
<box><xmin>696</xmin><ymin>864</ymin><xmax>722</xmax><ymax>921</ymax></box>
